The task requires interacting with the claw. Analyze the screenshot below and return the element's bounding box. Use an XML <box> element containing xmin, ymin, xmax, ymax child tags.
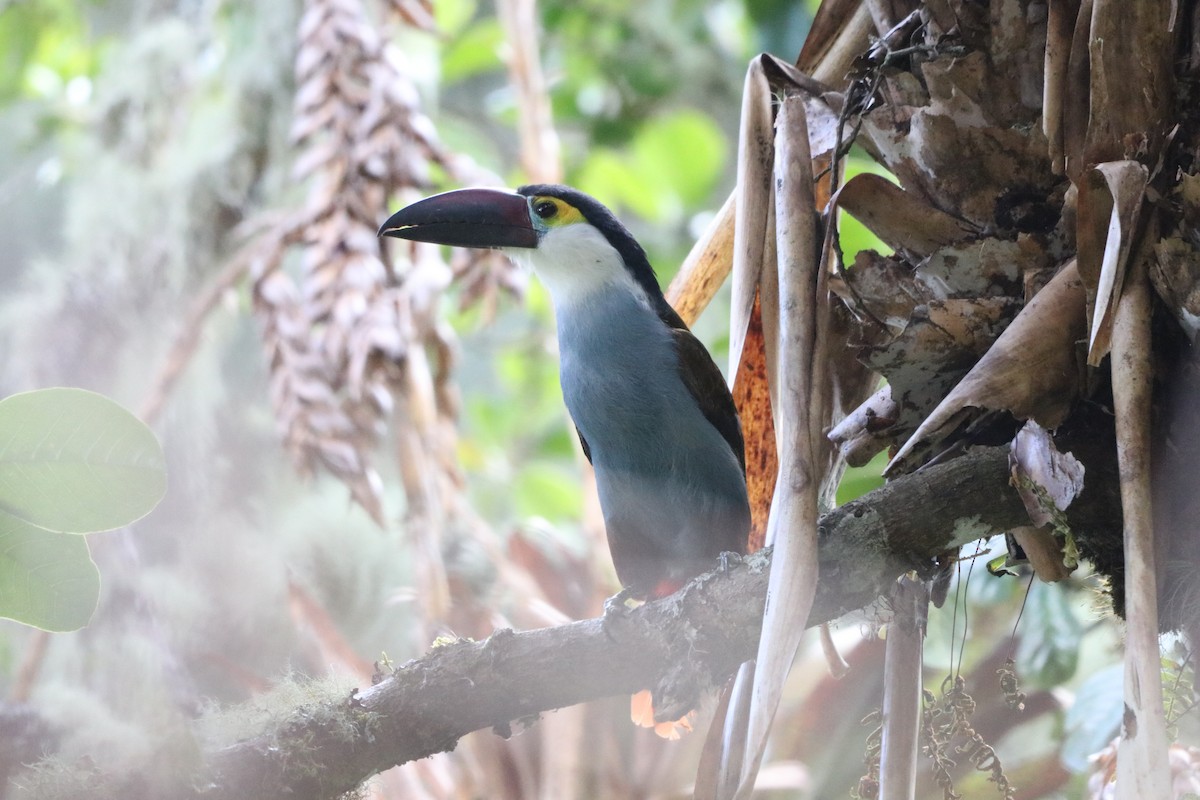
<box><xmin>602</xmin><ymin>587</ymin><xmax>637</xmax><ymax>642</ymax></box>
<box><xmin>603</xmin><ymin>586</ymin><xmax>636</xmax><ymax>619</ymax></box>
<box><xmin>717</xmin><ymin>550</ymin><xmax>742</xmax><ymax>575</ymax></box>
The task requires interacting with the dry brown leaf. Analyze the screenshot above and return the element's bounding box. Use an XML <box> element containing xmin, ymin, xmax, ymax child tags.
<box><xmin>860</xmin><ymin>297</ymin><xmax>1019</xmax><ymax>452</ymax></box>
<box><xmin>828</xmin><ymin>384</ymin><xmax>898</xmax><ymax>467</ymax></box>
<box><xmin>803</xmin><ymin>1</ymin><xmax>874</xmax><ymax>90</ymax></box>
<box><xmin>733</xmin><ymin>294</ymin><xmax>778</xmax><ymax>553</ymax></box>
<box><xmin>1043</xmin><ymin>0</ymin><xmax>1081</xmax><ymax>175</ymax></box>
<box><xmin>1011</xmin><ymin>527</ymin><xmax>1074</xmax><ymax>583</ymax></box>
<box><xmin>834</xmin><ymin>250</ymin><xmax>931</xmax><ymax>333</ymax></box>
<box><xmin>736</xmin><ymin>91</ymin><xmax>822</xmax><ymax>799</ymax></box>
<box><xmin>1061</xmin><ymin>0</ymin><xmax>1094</xmax><ymax>179</ymax></box>
<box><xmin>888</xmin><ymin>261</ymin><xmax>1086</xmax><ymax>474</ymax></box>
<box><xmin>797</xmin><ymin>0</ymin><xmax>868</xmax><ymax>74</ymax></box>
<box><xmin>834</xmin><ymin>173</ymin><xmax>978</xmax><ymax>256</ymax></box>
<box><xmin>860</xmin><ymin>50</ymin><xmax>1054</xmax><ymax>229</ymax></box>
<box><xmin>1006</xmin><ymin>419</ymin><xmax>1085</xmax><ymax>583</ymax></box>
<box><xmin>759</xmin><ymin>55</ymin><xmax>842</xmax><ymax>153</ymax></box>
<box><xmin>728</xmin><ymin>56</ymin><xmax>776</xmax><ymax>378</ymax></box>
<box><xmin>918</xmin><ymin>238</ymin><xmax>1031</xmax><ymax>299</ymax></box>
<box><xmin>1008</xmin><ymin>420</ymin><xmax>1086</xmax><ymax>529</ymax></box>
<box><xmin>1150</xmin><ymin>236</ymin><xmax>1200</xmax><ymax>339</ymax></box>
<box><xmin>1079</xmin><ymin>161</ymin><xmax>1148</xmax><ymax>365</ymax></box>
<box><xmin>1111</xmin><ymin>231</ymin><xmax>1171</xmax><ymax>800</ymax></box>
<box><xmin>833</xmin><ymin>224</ymin><xmax>1028</xmax><ymax>468</ymax></box>
<box><xmin>862</xmin><ymin>298</ymin><xmax>1017</xmax><ymax>373</ymax></box>
<box><xmin>878</xmin><ymin>577</ymin><xmax>926</xmax><ymax>798</ymax></box>
<box><xmin>1083</xmin><ymin>0</ymin><xmax>1176</xmax><ymax>165</ymax></box>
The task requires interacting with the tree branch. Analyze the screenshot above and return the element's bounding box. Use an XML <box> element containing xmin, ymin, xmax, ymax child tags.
<box><xmin>200</xmin><ymin>441</ymin><xmax>1120</xmax><ymax>800</ymax></box>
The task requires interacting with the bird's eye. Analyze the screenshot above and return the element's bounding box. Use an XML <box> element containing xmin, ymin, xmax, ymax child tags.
<box><xmin>534</xmin><ymin>200</ymin><xmax>558</xmax><ymax>220</ymax></box>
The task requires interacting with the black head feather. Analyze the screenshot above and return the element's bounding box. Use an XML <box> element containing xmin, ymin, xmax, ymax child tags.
<box><xmin>516</xmin><ymin>184</ymin><xmax>683</xmax><ymax>326</ymax></box>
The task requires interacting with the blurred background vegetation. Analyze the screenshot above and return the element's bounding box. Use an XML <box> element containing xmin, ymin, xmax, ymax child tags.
<box><xmin>0</xmin><ymin>0</ymin><xmax>1158</xmax><ymax>797</ymax></box>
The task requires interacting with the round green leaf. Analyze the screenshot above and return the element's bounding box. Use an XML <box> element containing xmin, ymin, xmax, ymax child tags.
<box><xmin>0</xmin><ymin>509</ymin><xmax>100</xmax><ymax>631</ymax></box>
<box><xmin>0</xmin><ymin>388</ymin><xmax>167</xmax><ymax>533</ymax></box>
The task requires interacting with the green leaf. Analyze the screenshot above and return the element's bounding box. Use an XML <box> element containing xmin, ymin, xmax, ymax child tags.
<box><xmin>0</xmin><ymin>388</ymin><xmax>167</xmax><ymax>533</ymax></box>
<box><xmin>1016</xmin><ymin>581</ymin><xmax>1084</xmax><ymax>687</ymax></box>
<box><xmin>0</xmin><ymin>510</ymin><xmax>100</xmax><ymax>631</ymax></box>
<box><xmin>1061</xmin><ymin>663</ymin><xmax>1123</xmax><ymax>771</ymax></box>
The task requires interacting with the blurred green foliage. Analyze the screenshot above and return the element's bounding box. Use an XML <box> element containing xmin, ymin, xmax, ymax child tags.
<box><xmin>0</xmin><ymin>0</ymin><xmax>101</xmax><ymax>104</ymax></box>
<box><xmin>1017</xmin><ymin>581</ymin><xmax>1085</xmax><ymax>688</ymax></box>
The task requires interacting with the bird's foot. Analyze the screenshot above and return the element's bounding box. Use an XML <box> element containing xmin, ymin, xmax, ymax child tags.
<box><xmin>631</xmin><ymin>690</ymin><xmax>696</xmax><ymax>740</ymax></box>
<box><xmin>717</xmin><ymin>550</ymin><xmax>743</xmax><ymax>576</ymax></box>
<box><xmin>603</xmin><ymin>586</ymin><xmax>636</xmax><ymax>618</ymax></box>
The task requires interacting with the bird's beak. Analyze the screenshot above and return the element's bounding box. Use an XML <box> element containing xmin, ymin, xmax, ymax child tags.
<box><xmin>378</xmin><ymin>188</ymin><xmax>538</xmax><ymax>249</ymax></box>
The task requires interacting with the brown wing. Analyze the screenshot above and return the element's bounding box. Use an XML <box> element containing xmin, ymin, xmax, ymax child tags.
<box><xmin>668</xmin><ymin>326</ymin><xmax>747</xmax><ymax>474</ymax></box>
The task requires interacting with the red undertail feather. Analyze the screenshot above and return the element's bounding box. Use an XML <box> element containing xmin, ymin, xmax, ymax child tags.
<box><xmin>650</xmin><ymin>578</ymin><xmax>685</xmax><ymax>599</ymax></box>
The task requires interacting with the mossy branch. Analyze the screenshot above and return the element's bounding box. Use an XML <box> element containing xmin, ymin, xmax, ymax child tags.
<box><xmin>196</xmin><ymin>442</ymin><xmax>1119</xmax><ymax>800</ymax></box>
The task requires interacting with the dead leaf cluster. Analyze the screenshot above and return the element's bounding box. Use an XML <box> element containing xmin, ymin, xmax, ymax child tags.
<box><xmin>250</xmin><ymin>0</ymin><xmax>456</xmax><ymax>526</ymax></box>
<box><xmin>794</xmin><ymin>2</ymin><xmax>1199</xmax><ymax>798</ymax></box>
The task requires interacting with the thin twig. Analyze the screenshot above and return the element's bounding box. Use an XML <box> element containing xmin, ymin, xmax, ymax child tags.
<box><xmin>8</xmin><ymin>630</ymin><xmax>49</xmax><ymax>703</ymax></box>
<box><xmin>497</xmin><ymin>0</ymin><xmax>561</xmax><ymax>183</ymax></box>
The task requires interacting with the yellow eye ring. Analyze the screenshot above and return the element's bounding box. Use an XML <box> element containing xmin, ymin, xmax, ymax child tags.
<box><xmin>530</xmin><ymin>196</ymin><xmax>584</xmax><ymax>226</ymax></box>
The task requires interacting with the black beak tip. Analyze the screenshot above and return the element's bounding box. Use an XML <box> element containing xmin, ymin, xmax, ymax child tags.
<box><xmin>376</xmin><ymin>217</ymin><xmax>409</xmax><ymax>239</ymax></box>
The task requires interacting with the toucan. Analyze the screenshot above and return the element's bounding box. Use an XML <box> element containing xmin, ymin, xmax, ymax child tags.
<box><xmin>380</xmin><ymin>186</ymin><xmax>750</xmax><ymax>719</ymax></box>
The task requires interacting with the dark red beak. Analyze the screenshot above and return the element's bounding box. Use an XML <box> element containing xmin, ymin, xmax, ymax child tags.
<box><xmin>378</xmin><ymin>188</ymin><xmax>538</xmax><ymax>249</ymax></box>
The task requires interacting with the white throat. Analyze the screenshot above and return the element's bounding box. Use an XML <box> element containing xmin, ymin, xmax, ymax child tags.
<box><xmin>505</xmin><ymin>223</ymin><xmax>650</xmax><ymax>310</ymax></box>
